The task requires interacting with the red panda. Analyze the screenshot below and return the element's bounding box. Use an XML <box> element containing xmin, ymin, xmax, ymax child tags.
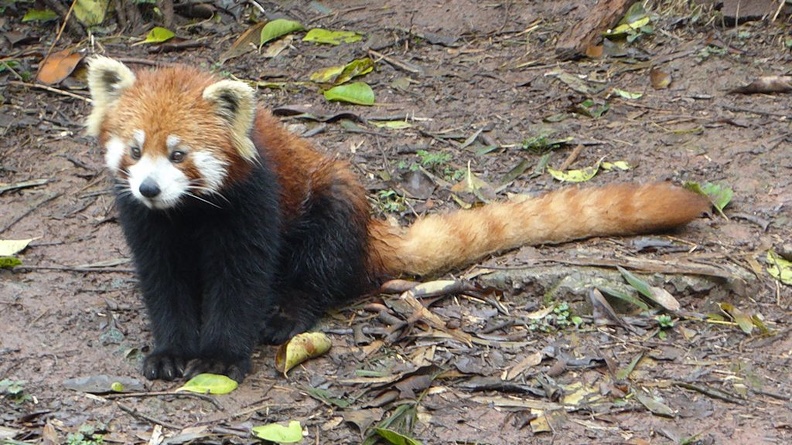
<box><xmin>86</xmin><ymin>56</ymin><xmax>709</xmax><ymax>382</ymax></box>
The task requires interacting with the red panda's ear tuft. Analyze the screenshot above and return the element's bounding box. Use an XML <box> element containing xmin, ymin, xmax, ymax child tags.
<box><xmin>86</xmin><ymin>56</ymin><xmax>136</xmax><ymax>137</ymax></box>
<box><xmin>203</xmin><ymin>80</ymin><xmax>258</xmax><ymax>162</ymax></box>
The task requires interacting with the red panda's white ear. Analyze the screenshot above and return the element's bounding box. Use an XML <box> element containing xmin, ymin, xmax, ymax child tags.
<box><xmin>86</xmin><ymin>56</ymin><xmax>136</xmax><ymax>136</ymax></box>
<box><xmin>203</xmin><ymin>80</ymin><xmax>258</xmax><ymax>162</ymax></box>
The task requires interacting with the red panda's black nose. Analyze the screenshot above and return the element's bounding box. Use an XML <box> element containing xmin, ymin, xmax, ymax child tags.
<box><xmin>139</xmin><ymin>178</ymin><xmax>161</xmax><ymax>198</ymax></box>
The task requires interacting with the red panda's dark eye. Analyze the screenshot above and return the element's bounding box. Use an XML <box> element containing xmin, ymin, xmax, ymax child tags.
<box><xmin>130</xmin><ymin>146</ymin><xmax>141</xmax><ymax>160</ymax></box>
<box><xmin>170</xmin><ymin>151</ymin><xmax>186</xmax><ymax>163</ymax></box>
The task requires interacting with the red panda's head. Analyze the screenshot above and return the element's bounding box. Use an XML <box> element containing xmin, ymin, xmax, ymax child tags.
<box><xmin>86</xmin><ymin>56</ymin><xmax>258</xmax><ymax>209</ymax></box>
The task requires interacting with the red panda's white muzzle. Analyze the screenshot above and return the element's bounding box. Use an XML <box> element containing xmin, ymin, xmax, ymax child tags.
<box><xmin>128</xmin><ymin>155</ymin><xmax>190</xmax><ymax>209</ymax></box>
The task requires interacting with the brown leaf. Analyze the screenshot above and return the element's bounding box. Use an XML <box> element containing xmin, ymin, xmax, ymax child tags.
<box><xmin>274</xmin><ymin>332</ymin><xmax>332</xmax><ymax>375</ymax></box>
<box><xmin>649</xmin><ymin>67</ymin><xmax>671</xmax><ymax>89</ymax></box>
<box><xmin>37</xmin><ymin>49</ymin><xmax>84</xmax><ymax>85</ymax></box>
<box><xmin>219</xmin><ymin>21</ymin><xmax>267</xmax><ymax>62</ymax></box>
<box><xmin>342</xmin><ymin>408</ymin><xmax>384</xmax><ymax>433</ymax></box>
<box><xmin>585</xmin><ymin>45</ymin><xmax>604</xmax><ymax>58</ymax></box>
<box><xmin>394</xmin><ymin>374</ymin><xmax>433</xmax><ymax>399</ymax></box>
<box><xmin>450</xmin><ymin>164</ymin><xmax>496</xmax><ymax>203</ymax></box>
<box><xmin>42</xmin><ymin>421</ymin><xmax>58</xmax><ymax>445</ymax></box>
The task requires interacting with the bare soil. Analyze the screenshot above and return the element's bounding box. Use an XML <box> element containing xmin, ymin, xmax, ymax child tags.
<box><xmin>1</xmin><ymin>1</ymin><xmax>790</xmax><ymax>444</ymax></box>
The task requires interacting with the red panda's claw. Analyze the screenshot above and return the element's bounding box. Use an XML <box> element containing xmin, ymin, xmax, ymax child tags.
<box><xmin>143</xmin><ymin>352</ymin><xmax>187</xmax><ymax>381</ymax></box>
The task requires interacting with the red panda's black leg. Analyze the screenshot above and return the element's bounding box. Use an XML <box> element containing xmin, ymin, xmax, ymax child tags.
<box><xmin>115</xmin><ymin>194</ymin><xmax>203</xmax><ymax>381</ymax></box>
<box><xmin>116</xmin><ymin>161</ymin><xmax>282</xmax><ymax>383</ymax></box>
<box><xmin>259</xmin><ymin>178</ymin><xmax>375</xmax><ymax>344</ymax></box>
<box><xmin>180</xmin><ymin>165</ymin><xmax>282</xmax><ymax>382</ymax></box>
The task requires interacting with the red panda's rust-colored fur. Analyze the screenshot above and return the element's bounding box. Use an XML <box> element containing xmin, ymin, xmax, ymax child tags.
<box><xmin>371</xmin><ymin>183</ymin><xmax>708</xmax><ymax>276</ymax></box>
<box><xmin>246</xmin><ymin>108</ymin><xmax>709</xmax><ymax>279</ymax></box>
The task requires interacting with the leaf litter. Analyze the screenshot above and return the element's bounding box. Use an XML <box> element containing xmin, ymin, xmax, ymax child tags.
<box><xmin>2</xmin><ymin>1</ymin><xmax>790</xmax><ymax>444</ymax></box>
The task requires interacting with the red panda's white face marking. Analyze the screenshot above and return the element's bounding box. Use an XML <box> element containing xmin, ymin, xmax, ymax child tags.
<box><xmin>103</xmin><ymin>129</ymin><xmax>230</xmax><ymax>209</ymax></box>
<box><xmin>127</xmin><ymin>148</ymin><xmax>190</xmax><ymax>209</ymax></box>
<box><xmin>86</xmin><ymin>56</ymin><xmax>258</xmax><ymax>210</ymax></box>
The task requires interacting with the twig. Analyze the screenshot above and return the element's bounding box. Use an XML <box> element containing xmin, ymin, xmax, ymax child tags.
<box><xmin>9</xmin><ymin>81</ymin><xmax>90</xmax><ymax>102</ymax></box>
<box><xmin>0</xmin><ymin>178</ymin><xmax>50</xmax><ymax>194</ymax></box>
<box><xmin>368</xmin><ymin>49</ymin><xmax>424</xmax><ymax>74</ymax></box>
<box><xmin>15</xmin><ymin>265</ymin><xmax>135</xmax><ymax>273</ymax></box>
<box><xmin>485</xmin><ymin>255</ymin><xmax>736</xmax><ymax>279</ymax></box>
<box><xmin>0</xmin><ymin>192</ymin><xmax>62</xmax><ymax>235</ymax></box>
<box><xmin>557</xmin><ymin>144</ymin><xmax>585</xmax><ymax>171</ymax></box>
<box><xmin>116</xmin><ymin>401</ymin><xmax>182</xmax><ymax>430</ymax></box>
<box><xmin>105</xmin><ymin>390</ymin><xmax>224</xmax><ymax>410</ymax></box>
<box><xmin>722</xmin><ymin>105</ymin><xmax>790</xmax><ymax>119</ymax></box>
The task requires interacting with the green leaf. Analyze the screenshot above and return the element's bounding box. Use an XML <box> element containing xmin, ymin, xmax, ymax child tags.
<box><xmin>74</xmin><ymin>0</ymin><xmax>109</xmax><ymax>26</ymax></box>
<box><xmin>0</xmin><ymin>239</ymin><xmax>34</xmax><ymax>256</ymax></box>
<box><xmin>575</xmin><ymin>99</ymin><xmax>610</xmax><ymax>118</ymax></box>
<box><xmin>718</xmin><ymin>303</ymin><xmax>754</xmax><ymax>334</ymax></box>
<box><xmin>310</xmin><ymin>65</ymin><xmax>345</xmax><ymax>83</ymax></box>
<box><xmin>260</xmin><ymin>19</ymin><xmax>304</xmax><ymax>46</ymax></box>
<box><xmin>370</xmin><ymin>120</ymin><xmax>412</xmax><ymax>129</ymax></box>
<box><xmin>700</xmin><ymin>182</ymin><xmax>733</xmax><ymax>214</ymax></box>
<box><xmin>546</xmin><ymin>161</ymin><xmax>600</xmax><ymax>183</ymax></box>
<box><xmin>310</xmin><ymin>58</ymin><xmax>374</xmax><ymax>85</ymax></box>
<box><xmin>323</xmin><ymin>82</ymin><xmax>375</xmax><ymax>105</ymax></box>
<box><xmin>598</xmin><ymin>286</ymin><xmax>649</xmax><ymax>311</ymax></box>
<box><xmin>766</xmin><ymin>250</ymin><xmax>792</xmax><ymax>285</ymax></box>
<box><xmin>606</xmin><ymin>2</ymin><xmax>650</xmax><ymax>36</ymax></box>
<box><xmin>617</xmin><ymin>266</ymin><xmax>680</xmax><ymax>311</ymax></box>
<box><xmin>23</xmin><ymin>9</ymin><xmax>59</xmax><ymax>22</ymax></box>
<box><xmin>303</xmin><ymin>28</ymin><xmax>363</xmax><ymax>45</ymax></box>
<box><xmin>0</xmin><ymin>257</ymin><xmax>22</xmax><ymax>269</ymax></box>
<box><xmin>601</xmin><ymin>160</ymin><xmax>631</xmax><ymax>171</ymax></box>
<box><xmin>612</xmin><ymin>88</ymin><xmax>643</xmax><ymax>100</ymax></box>
<box><xmin>176</xmin><ymin>373</ymin><xmax>238</xmax><ymax>395</ymax></box>
<box><xmin>251</xmin><ymin>421</ymin><xmax>303</xmax><ymax>443</ymax></box>
<box><xmin>684</xmin><ymin>181</ymin><xmax>733</xmax><ymax>217</ymax></box>
<box><xmin>142</xmin><ymin>26</ymin><xmax>175</xmax><ymax>44</ymax></box>
<box><xmin>634</xmin><ymin>390</ymin><xmax>674</xmax><ymax>417</ymax></box>
<box><xmin>303</xmin><ymin>386</ymin><xmax>351</xmax><ymax>408</ymax></box>
<box><xmin>375</xmin><ymin>428</ymin><xmax>423</xmax><ymax>445</ymax></box>
<box><xmin>334</xmin><ymin>58</ymin><xmax>374</xmax><ymax>84</ymax></box>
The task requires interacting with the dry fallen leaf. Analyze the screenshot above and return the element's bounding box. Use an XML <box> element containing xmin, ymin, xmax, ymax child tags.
<box><xmin>649</xmin><ymin>67</ymin><xmax>671</xmax><ymax>89</ymax></box>
<box><xmin>37</xmin><ymin>49</ymin><xmax>84</xmax><ymax>84</ymax></box>
<box><xmin>275</xmin><ymin>332</ymin><xmax>332</xmax><ymax>375</ymax></box>
<box><xmin>219</xmin><ymin>21</ymin><xmax>267</xmax><ymax>62</ymax></box>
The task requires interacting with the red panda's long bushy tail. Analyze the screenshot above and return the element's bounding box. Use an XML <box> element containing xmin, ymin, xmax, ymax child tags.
<box><xmin>370</xmin><ymin>182</ymin><xmax>709</xmax><ymax>277</ymax></box>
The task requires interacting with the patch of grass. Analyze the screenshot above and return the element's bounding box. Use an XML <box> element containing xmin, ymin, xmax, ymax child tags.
<box><xmin>0</xmin><ymin>379</ymin><xmax>30</xmax><ymax>403</ymax></box>
<box><xmin>399</xmin><ymin>149</ymin><xmax>462</xmax><ymax>182</ymax></box>
<box><xmin>67</xmin><ymin>423</ymin><xmax>106</xmax><ymax>445</ymax></box>
<box><xmin>375</xmin><ymin>189</ymin><xmax>406</xmax><ymax>213</ymax></box>
<box><xmin>528</xmin><ymin>302</ymin><xmax>581</xmax><ymax>332</ymax></box>
<box><xmin>416</xmin><ymin>149</ymin><xmax>451</xmax><ymax>169</ymax></box>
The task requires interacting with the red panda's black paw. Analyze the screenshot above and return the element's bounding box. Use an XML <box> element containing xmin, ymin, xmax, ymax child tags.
<box><xmin>259</xmin><ymin>317</ymin><xmax>314</xmax><ymax>345</ymax></box>
<box><xmin>143</xmin><ymin>352</ymin><xmax>188</xmax><ymax>381</ymax></box>
<box><xmin>184</xmin><ymin>357</ymin><xmax>251</xmax><ymax>383</ymax></box>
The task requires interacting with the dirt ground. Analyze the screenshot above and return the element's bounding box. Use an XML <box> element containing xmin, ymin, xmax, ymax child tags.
<box><xmin>1</xmin><ymin>1</ymin><xmax>791</xmax><ymax>444</ymax></box>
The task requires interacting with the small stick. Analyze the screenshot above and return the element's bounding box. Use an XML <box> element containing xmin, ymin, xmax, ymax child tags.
<box><xmin>368</xmin><ymin>49</ymin><xmax>423</xmax><ymax>74</ymax></box>
<box><xmin>116</xmin><ymin>401</ymin><xmax>182</xmax><ymax>430</ymax></box>
<box><xmin>0</xmin><ymin>192</ymin><xmax>62</xmax><ymax>235</ymax></box>
<box><xmin>105</xmin><ymin>390</ymin><xmax>223</xmax><ymax>409</ymax></box>
<box><xmin>557</xmin><ymin>144</ymin><xmax>586</xmax><ymax>171</ymax></box>
<box><xmin>15</xmin><ymin>265</ymin><xmax>135</xmax><ymax>273</ymax></box>
<box><xmin>9</xmin><ymin>81</ymin><xmax>90</xmax><ymax>102</ymax></box>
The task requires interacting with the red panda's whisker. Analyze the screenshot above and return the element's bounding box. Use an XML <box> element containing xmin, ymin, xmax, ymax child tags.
<box><xmin>185</xmin><ymin>191</ymin><xmax>223</xmax><ymax>209</ymax></box>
